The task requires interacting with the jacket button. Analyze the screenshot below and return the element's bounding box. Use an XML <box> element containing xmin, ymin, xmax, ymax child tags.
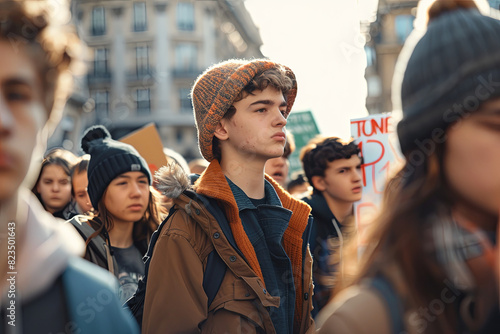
<box><xmin>195</xmin><ymin>209</ymin><xmax>200</xmax><ymax>215</ymax></box>
<box><xmin>304</xmin><ymin>293</ymin><xmax>309</xmax><ymax>300</ymax></box>
<box><xmin>245</xmin><ymin>292</ymin><xmax>250</xmax><ymax>297</ymax></box>
<box><xmin>213</xmin><ymin>232</ymin><xmax>220</xmax><ymax>239</ymax></box>
<box><xmin>263</xmin><ymin>289</ymin><xmax>267</xmax><ymax>294</ymax></box>
<box><xmin>229</xmin><ymin>255</ymin><xmax>236</xmax><ymax>262</ymax></box>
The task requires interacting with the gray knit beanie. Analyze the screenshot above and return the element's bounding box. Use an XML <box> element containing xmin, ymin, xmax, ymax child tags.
<box><xmin>397</xmin><ymin>2</ymin><xmax>500</xmax><ymax>154</ymax></box>
<box><xmin>81</xmin><ymin>125</ymin><xmax>152</xmax><ymax>208</ymax></box>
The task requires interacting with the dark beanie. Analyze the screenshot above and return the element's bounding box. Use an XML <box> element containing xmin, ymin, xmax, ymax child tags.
<box><xmin>81</xmin><ymin>125</ymin><xmax>152</xmax><ymax>208</ymax></box>
<box><xmin>397</xmin><ymin>3</ymin><xmax>500</xmax><ymax>154</ymax></box>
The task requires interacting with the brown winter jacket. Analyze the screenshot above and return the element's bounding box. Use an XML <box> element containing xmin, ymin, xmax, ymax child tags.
<box><xmin>142</xmin><ymin>161</ymin><xmax>315</xmax><ymax>334</ymax></box>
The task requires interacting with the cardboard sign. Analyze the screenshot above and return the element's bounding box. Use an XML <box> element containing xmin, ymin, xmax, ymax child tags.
<box><xmin>350</xmin><ymin>113</ymin><xmax>404</xmax><ymax>243</ymax></box>
<box><xmin>119</xmin><ymin>123</ymin><xmax>168</xmax><ymax>176</ymax></box>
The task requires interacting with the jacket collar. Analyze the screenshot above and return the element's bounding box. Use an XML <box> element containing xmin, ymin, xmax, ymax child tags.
<box><xmin>304</xmin><ymin>192</ymin><xmax>337</xmax><ymax>223</ymax></box>
<box><xmin>195</xmin><ymin>160</ymin><xmax>312</xmax><ymax>330</ymax></box>
<box><xmin>227</xmin><ymin>177</ymin><xmax>282</xmax><ymax>211</ymax></box>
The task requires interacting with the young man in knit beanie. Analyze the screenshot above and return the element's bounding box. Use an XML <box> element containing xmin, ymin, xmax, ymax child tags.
<box><xmin>142</xmin><ymin>59</ymin><xmax>315</xmax><ymax>333</ymax></box>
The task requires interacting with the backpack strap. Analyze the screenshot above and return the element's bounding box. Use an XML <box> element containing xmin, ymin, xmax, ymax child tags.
<box><xmin>67</xmin><ymin>216</ymin><xmax>118</xmax><ymax>276</ymax></box>
<box><xmin>203</xmin><ymin>246</ymin><xmax>227</xmax><ymax>308</ymax></box>
<box><xmin>370</xmin><ymin>275</ymin><xmax>405</xmax><ymax>334</ymax></box>
<box><xmin>186</xmin><ymin>191</ymin><xmax>228</xmax><ymax>308</ymax></box>
<box><xmin>125</xmin><ymin>191</ymin><xmax>229</xmax><ymax>327</ymax></box>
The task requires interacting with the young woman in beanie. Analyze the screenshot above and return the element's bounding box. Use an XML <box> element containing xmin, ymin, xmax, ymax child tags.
<box><xmin>32</xmin><ymin>148</ymin><xmax>79</xmax><ymax>219</ymax></box>
<box><xmin>68</xmin><ymin>125</ymin><xmax>163</xmax><ymax>303</ymax></box>
<box><xmin>317</xmin><ymin>1</ymin><xmax>499</xmax><ymax>333</ymax></box>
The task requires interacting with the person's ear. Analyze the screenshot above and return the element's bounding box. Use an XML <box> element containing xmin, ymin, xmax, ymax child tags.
<box><xmin>311</xmin><ymin>175</ymin><xmax>326</xmax><ymax>192</ymax></box>
<box><xmin>214</xmin><ymin>119</ymin><xmax>229</xmax><ymax>141</ymax></box>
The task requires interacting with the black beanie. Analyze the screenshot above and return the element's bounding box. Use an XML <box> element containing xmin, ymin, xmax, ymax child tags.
<box><xmin>81</xmin><ymin>125</ymin><xmax>152</xmax><ymax>209</ymax></box>
<box><xmin>397</xmin><ymin>5</ymin><xmax>500</xmax><ymax>154</ymax></box>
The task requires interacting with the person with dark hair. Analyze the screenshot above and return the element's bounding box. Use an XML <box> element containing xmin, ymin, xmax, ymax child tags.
<box><xmin>265</xmin><ymin>131</ymin><xmax>296</xmax><ymax>187</ymax></box>
<box><xmin>287</xmin><ymin>172</ymin><xmax>311</xmax><ymax>198</ymax></box>
<box><xmin>318</xmin><ymin>1</ymin><xmax>500</xmax><ymax>333</ymax></box>
<box><xmin>68</xmin><ymin>125</ymin><xmax>164</xmax><ymax>303</ymax></box>
<box><xmin>0</xmin><ymin>1</ymin><xmax>138</xmax><ymax>332</ymax></box>
<box><xmin>142</xmin><ymin>59</ymin><xmax>315</xmax><ymax>333</ymax></box>
<box><xmin>32</xmin><ymin>148</ymin><xmax>78</xmax><ymax>219</ymax></box>
<box><xmin>299</xmin><ymin>136</ymin><xmax>362</xmax><ymax>316</ymax></box>
<box><xmin>71</xmin><ymin>154</ymin><xmax>93</xmax><ymax>214</ymax></box>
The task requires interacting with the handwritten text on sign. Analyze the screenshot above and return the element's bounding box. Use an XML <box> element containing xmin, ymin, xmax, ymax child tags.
<box><xmin>350</xmin><ymin>114</ymin><xmax>403</xmax><ymax>243</ymax></box>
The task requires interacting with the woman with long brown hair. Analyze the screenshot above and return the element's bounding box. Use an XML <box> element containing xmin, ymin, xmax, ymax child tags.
<box><xmin>68</xmin><ymin>125</ymin><xmax>163</xmax><ymax>303</ymax></box>
<box><xmin>318</xmin><ymin>1</ymin><xmax>499</xmax><ymax>333</ymax></box>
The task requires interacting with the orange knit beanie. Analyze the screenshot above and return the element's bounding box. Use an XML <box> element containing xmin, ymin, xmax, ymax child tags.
<box><xmin>191</xmin><ymin>59</ymin><xmax>297</xmax><ymax>161</ymax></box>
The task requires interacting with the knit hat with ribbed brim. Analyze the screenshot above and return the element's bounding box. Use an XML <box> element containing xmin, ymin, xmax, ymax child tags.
<box><xmin>81</xmin><ymin>125</ymin><xmax>152</xmax><ymax>208</ymax></box>
<box><xmin>397</xmin><ymin>5</ymin><xmax>500</xmax><ymax>155</ymax></box>
<box><xmin>191</xmin><ymin>59</ymin><xmax>297</xmax><ymax>161</ymax></box>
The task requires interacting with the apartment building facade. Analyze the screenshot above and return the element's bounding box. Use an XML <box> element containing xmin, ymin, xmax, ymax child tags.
<box><xmin>65</xmin><ymin>0</ymin><xmax>263</xmax><ymax>160</ymax></box>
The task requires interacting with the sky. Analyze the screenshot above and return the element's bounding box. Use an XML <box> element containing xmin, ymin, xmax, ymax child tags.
<box><xmin>244</xmin><ymin>0</ymin><xmax>379</xmax><ymax>139</ymax></box>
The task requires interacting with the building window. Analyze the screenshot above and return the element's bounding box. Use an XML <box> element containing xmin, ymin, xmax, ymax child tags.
<box><xmin>93</xmin><ymin>91</ymin><xmax>109</xmax><ymax>118</ymax></box>
<box><xmin>136</xmin><ymin>46</ymin><xmax>149</xmax><ymax>75</ymax></box>
<box><xmin>177</xmin><ymin>2</ymin><xmax>194</xmax><ymax>31</ymax></box>
<box><xmin>133</xmin><ymin>2</ymin><xmax>147</xmax><ymax>32</ymax></box>
<box><xmin>136</xmin><ymin>89</ymin><xmax>150</xmax><ymax>115</ymax></box>
<box><xmin>94</xmin><ymin>48</ymin><xmax>108</xmax><ymax>75</ymax></box>
<box><xmin>395</xmin><ymin>15</ymin><xmax>414</xmax><ymax>44</ymax></box>
<box><xmin>179</xmin><ymin>88</ymin><xmax>192</xmax><ymax>112</ymax></box>
<box><xmin>175</xmin><ymin>43</ymin><xmax>197</xmax><ymax>72</ymax></box>
<box><xmin>92</xmin><ymin>6</ymin><xmax>106</xmax><ymax>36</ymax></box>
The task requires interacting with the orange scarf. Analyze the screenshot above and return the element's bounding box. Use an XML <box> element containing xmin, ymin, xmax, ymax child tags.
<box><xmin>195</xmin><ymin>160</ymin><xmax>311</xmax><ymax>329</ymax></box>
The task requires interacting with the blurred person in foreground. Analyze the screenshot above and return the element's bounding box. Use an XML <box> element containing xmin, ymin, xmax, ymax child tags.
<box><xmin>299</xmin><ymin>136</ymin><xmax>362</xmax><ymax>317</ymax></box>
<box><xmin>318</xmin><ymin>1</ymin><xmax>500</xmax><ymax>333</ymax></box>
<box><xmin>142</xmin><ymin>59</ymin><xmax>315</xmax><ymax>333</ymax></box>
<box><xmin>265</xmin><ymin>130</ymin><xmax>295</xmax><ymax>188</ymax></box>
<box><xmin>0</xmin><ymin>1</ymin><xmax>138</xmax><ymax>332</ymax></box>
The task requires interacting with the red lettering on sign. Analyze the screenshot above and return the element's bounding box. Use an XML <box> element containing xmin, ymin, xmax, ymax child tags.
<box><xmin>358</xmin><ymin>139</ymin><xmax>385</xmax><ymax>187</ymax></box>
<box><xmin>351</xmin><ymin>117</ymin><xmax>393</xmax><ymax>138</ymax></box>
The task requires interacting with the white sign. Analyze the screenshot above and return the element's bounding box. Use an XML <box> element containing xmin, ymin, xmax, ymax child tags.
<box><xmin>350</xmin><ymin>113</ymin><xmax>404</xmax><ymax>244</ymax></box>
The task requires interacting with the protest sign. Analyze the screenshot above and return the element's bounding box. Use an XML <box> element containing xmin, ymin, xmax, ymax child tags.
<box><xmin>351</xmin><ymin>113</ymin><xmax>404</xmax><ymax>243</ymax></box>
<box><xmin>120</xmin><ymin>123</ymin><xmax>168</xmax><ymax>176</ymax></box>
<box><xmin>286</xmin><ymin>110</ymin><xmax>321</xmax><ymax>174</ymax></box>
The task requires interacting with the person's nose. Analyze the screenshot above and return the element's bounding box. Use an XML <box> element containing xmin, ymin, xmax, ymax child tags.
<box><xmin>52</xmin><ymin>182</ymin><xmax>60</xmax><ymax>192</ymax></box>
<box><xmin>353</xmin><ymin>168</ymin><xmax>362</xmax><ymax>183</ymax></box>
<box><xmin>272</xmin><ymin>107</ymin><xmax>287</xmax><ymax>127</ymax></box>
<box><xmin>129</xmin><ymin>181</ymin><xmax>142</xmax><ymax>198</ymax></box>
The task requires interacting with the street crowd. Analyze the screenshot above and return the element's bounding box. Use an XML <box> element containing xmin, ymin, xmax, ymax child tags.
<box><xmin>0</xmin><ymin>0</ymin><xmax>499</xmax><ymax>333</ymax></box>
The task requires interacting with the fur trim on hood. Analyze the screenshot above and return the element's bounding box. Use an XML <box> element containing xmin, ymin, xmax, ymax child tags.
<box><xmin>155</xmin><ymin>162</ymin><xmax>191</xmax><ymax>199</ymax></box>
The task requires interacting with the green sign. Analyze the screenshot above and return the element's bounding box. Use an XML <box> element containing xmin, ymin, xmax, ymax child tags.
<box><xmin>286</xmin><ymin>110</ymin><xmax>321</xmax><ymax>174</ymax></box>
